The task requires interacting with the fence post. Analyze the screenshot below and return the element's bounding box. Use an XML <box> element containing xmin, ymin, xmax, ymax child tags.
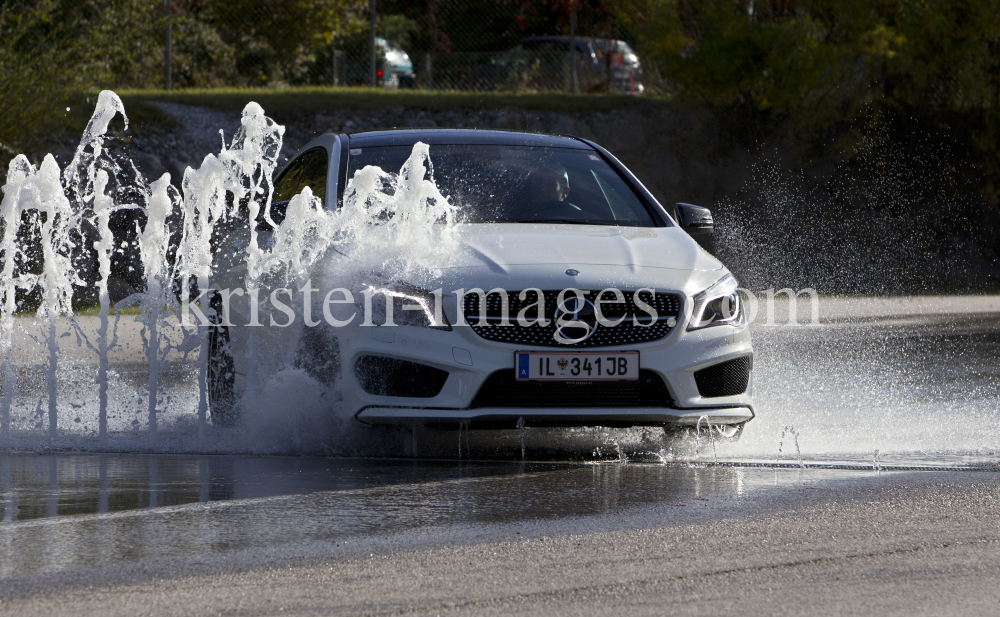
<box><xmin>369</xmin><ymin>0</ymin><xmax>377</xmax><ymax>87</ymax></box>
<box><xmin>333</xmin><ymin>50</ymin><xmax>345</xmax><ymax>86</ymax></box>
<box><xmin>164</xmin><ymin>0</ymin><xmax>172</xmax><ymax>90</ymax></box>
<box><xmin>425</xmin><ymin>53</ymin><xmax>434</xmax><ymax>90</ymax></box>
<box><xmin>568</xmin><ymin>1</ymin><xmax>578</xmax><ymax>93</ymax></box>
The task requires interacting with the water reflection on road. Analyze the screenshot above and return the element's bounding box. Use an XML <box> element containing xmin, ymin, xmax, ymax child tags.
<box><xmin>0</xmin><ymin>452</ymin><xmax>838</xmax><ymax>578</ymax></box>
<box><xmin>1</xmin><ymin>453</ymin><xmax>744</xmax><ymax>524</ymax></box>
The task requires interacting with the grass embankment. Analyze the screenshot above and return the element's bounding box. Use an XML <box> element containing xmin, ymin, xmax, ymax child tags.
<box><xmin>14</xmin><ymin>305</ymin><xmax>142</xmax><ymax>318</ymax></box>
<box><xmin>16</xmin><ymin>303</ymin><xmax>200</xmax><ymax>318</ymax></box>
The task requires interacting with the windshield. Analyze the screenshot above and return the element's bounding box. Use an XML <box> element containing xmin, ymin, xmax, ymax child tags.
<box><xmin>346</xmin><ymin>144</ymin><xmax>658</xmax><ymax>226</ymax></box>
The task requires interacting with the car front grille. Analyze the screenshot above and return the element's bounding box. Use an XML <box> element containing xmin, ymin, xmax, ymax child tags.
<box><xmin>694</xmin><ymin>355</ymin><xmax>752</xmax><ymax>398</ymax></box>
<box><xmin>463</xmin><ymin>289</ymin><xmax>682</xmax><ymax>348</ymax></box>
<box><xmin>470</xmin><ymin>369</ymin><xmax>674</xmax><ymax>408</ymax></box>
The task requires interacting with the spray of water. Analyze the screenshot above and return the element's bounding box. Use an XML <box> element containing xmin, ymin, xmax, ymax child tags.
<box><xmin>32</xmin><ymin>90</ymin><xmax>482</xmax><ymax>458</ymax></box>
<box><xmin>0</xmin><ymin>157</ymin><xmax>29</xmax><ymax>435</ymax></box>
<box><xmin>517</xmin><ymin>416</ymin><xmax>526</xmax><ymax>460</ymax></box>
<box><xmin>696</xmin><ymin>416</ymin><xmax>719</xmax><ymax>464</ymax></box>
<box><xmin>91</xmin><ymin>169</ymin><xmax>115</xmax><ymax>438</ymax></box>
<box><xmin>776</xmin><ymin>426</ymin><xmax>804</xmax><ymax>468</ymax></box>
<box><xmin>0</xmin><ymin>153</ymin><xmax>79</xmax><ymax>438</ymax></box>
<box><xmin>0</xmin><ymin>91</ymin><xmax>459</xmax><ymax>453</ymax></box>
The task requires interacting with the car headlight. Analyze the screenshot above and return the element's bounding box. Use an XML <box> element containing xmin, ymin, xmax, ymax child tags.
<box><xmin>688</xmin><ymin>274</ymin><xmax>742</xmax><ymax>330</ymax></box>
<box><xmin>364</xmin><ymin>282</ymin><xmax>452</xmax><ymax>330</ymax></box>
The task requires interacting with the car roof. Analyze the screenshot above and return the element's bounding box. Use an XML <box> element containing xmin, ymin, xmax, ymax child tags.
<box><xmin>346</xmin><ymin>129</ymin><xmax>592</xmax><ymax>150</ymax></box>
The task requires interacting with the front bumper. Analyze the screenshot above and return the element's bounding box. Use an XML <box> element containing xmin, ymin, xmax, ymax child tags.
<box><xmin>339</xmin><ymin>292</ymin><xmax>754</xmax><ymax>428</ymax></box>
<box><xmin>356</xmin><ymin>405</ymin><xmax>754</xmax><ymax>428</ymax></box>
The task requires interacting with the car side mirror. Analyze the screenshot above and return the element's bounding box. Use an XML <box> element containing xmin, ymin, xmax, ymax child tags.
<box><xmin>675</xmin><ymin>203</ymin><xmax>714</xmax><ymax>235</ymax></box>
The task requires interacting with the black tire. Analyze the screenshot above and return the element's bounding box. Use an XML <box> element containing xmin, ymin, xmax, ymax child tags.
<box><xmin>294</xmin><ymin>325</ymin><xmax>341</xmax><ymax>388</ymax></box>
<box><xmin>207</xmin><ymin>304</ymin><xmax>238</xmax><ymax>427</ymax></box>
<box><xmin>667</xmin><ymin>422</ymin><xmax>745</xmax><ymax>444</ymax></box>
<box><xmin>716</xmin><ymin>422</ymin><xmax>745</xmax><ymax>443</ymax></box>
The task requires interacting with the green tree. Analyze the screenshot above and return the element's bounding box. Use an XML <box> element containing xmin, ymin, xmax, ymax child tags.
<box><xmin>877</xmin><ymin>0</ymin><xmax>1000</xmax><ymax>111</ymax></box>
<box><xmin>0</xmin><ymin>1</ymin><xmax>87</xmax><ymax>157</ymax></box>
<box><xmin>176</xmin><ymin>0</ymin><xmax>368</xmax><ymax>86</ymax></box>
<box><xmin>619</xmin><ymin>0</ymin><xmax>1000</xmax><ymax>117</ymax></box>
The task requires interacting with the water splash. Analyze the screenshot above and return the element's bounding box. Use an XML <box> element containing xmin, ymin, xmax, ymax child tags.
<box><xmin>777</xmin><ymin>425</ymin><xmax>804</xmax><ymax>468</ymax></box>
<box><xmin>0</xmin><ymin>157</ymin><xmax>30</xmax><ymax>436</ymax></box>
<box><xmin>696</xmin><ymin>415</ymin><xmax>719</xmax><ymax>464</ymax></box>
<box><xmin>517</xmin><ymin>416</ymin><xmax>525</xmax><ymax>460</ymax></box>
<box><xmin>0</xmin><ymin>91</ymin><xmax>462</xmax><ymax>451</ymax></box>
<box><xmin>91</xmin><ymin>169</ymin><xmax>115</xmax><ymax>439</ymax></box>
<box><xmin>1</xmin><ymin>153</ymin><xmax>79</xmax><ymax>438</ymax></box>
<box><xmin>600</xmin><ymin>431</ymin><xmax>626</xmax><ymax>464</ymax></box>
<box><xmin>138</xmin><ymin>174</ymin><xmax>176</xmax><ymax>438</ymax></box>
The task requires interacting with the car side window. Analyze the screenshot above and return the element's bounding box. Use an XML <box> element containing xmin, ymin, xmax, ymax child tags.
<box><xmin>273</xmin><ymin>148</ymin><xmax>328</xmax><ymax>204</ymax></box>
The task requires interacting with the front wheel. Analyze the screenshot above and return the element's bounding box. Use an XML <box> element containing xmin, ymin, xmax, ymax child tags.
<box><xmin>666</xmin><ymin>422</ymin><xmax>745</xmax><ymax>444</ymax></box>
<box><xmin>207</xmin><ymin>320</ymin><xmax>238</xmax><ymax>427</ymax></box>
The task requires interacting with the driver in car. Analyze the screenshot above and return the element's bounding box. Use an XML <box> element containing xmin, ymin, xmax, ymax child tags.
<box><xmin>523</xmin><ymin>163</ymin><xmax>585</xmax><ymax>221</ymax></box>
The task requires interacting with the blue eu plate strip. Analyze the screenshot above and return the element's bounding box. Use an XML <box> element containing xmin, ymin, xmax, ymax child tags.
<box><xmin>517</xmin><ymin>353</ymin><xmax>529</xmax><ymax>379</ymax></box>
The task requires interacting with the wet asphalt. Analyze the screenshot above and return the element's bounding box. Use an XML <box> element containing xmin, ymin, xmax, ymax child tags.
<box><xmin>1</xmin><ymin>466</ymin><xmax>998</xmax><ymax>616</ymax></box>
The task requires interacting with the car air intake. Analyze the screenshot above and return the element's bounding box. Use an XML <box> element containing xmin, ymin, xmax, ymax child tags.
<box><xmin>354</xmin><ymin>356</ymin><xmax>449</xmax><ymax>398</ymax></box>
<box><xmin>470</xmin><ymin>369</ymin><xmax>674</xmax><ymax>408</ymax></box>
<box><xmin>694</xmin><ymin>356</ymin><xmax>752</xmax><ymax>398</ymax></box>
<box><xmin>464</xmin><ymin>289</ymin><xmax>682</xmax><ymax>348</ymax></box>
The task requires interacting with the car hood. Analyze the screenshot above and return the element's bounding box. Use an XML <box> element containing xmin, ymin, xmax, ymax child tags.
<box><xmin>446</xmin><ymin>224</ymin><xmax>723</xmax><ymax>272</ymax></box>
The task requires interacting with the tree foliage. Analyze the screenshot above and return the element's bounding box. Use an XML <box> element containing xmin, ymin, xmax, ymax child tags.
<box><xmin>0</xmin><ymin>0</ymin><xmax>90</xmax><ymax>156</ymax></box>
<box><xmin>619</xmin><ymin>0</ymin><xmax>1000</xmax><ymax>118</ymax></box>
<box><xmin>4</xmin><ymin>0</ymin><xmax>1000</xmax><ymax>157</ymax></box>
<box><xmin>172</xmin><ymin>0</ymin><xmax>368</xmax><ymax>86</ymax></box>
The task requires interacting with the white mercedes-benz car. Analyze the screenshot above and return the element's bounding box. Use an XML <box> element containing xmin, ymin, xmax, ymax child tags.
<box><xmin>208</xmin><ymin>129</ymin><xmax>753</xmax><ymax>437</ymax></box>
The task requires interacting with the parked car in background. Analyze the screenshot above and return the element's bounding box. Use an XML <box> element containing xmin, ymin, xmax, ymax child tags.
<box><xmin>492</xmin><ymin>36</ymin><xmax>644</xmax><ymax>94</ymax></box>
<box><xmin>340</xmin><ymin>37</ymin><xmax>415</xmax><ymax>88</ymax></box>
<box><xmin>589</xmin><ymin>38</ymin><xmax>644</xmax><ymax>94</ymax></box>
<box><xmin>377</xmin><ymin>37</ymin><xmax>415</xmax><ymax>89</ymax></box>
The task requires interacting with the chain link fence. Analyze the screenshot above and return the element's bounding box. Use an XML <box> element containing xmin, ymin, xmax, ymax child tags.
<box><xmin>154</xmin><ymin>0</ymin><xmax>645</xmax><ymax>93</ymax></box>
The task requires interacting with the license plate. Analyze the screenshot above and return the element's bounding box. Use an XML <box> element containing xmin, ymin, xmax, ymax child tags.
<box><xmin>515</xmin><ymin>351</ymin><xmax>639</xmax><ymax>381</ymax></box>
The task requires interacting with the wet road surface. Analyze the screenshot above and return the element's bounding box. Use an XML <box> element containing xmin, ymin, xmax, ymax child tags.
<box><xmin>0</xmin><ymin>460</ymin><xmax>998</xmax><ymax>616</ymax></box>
<box><xmin>0</xmin><ymin>454</ymin><xmax>889</xmax><ymax>571</ymax></box>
